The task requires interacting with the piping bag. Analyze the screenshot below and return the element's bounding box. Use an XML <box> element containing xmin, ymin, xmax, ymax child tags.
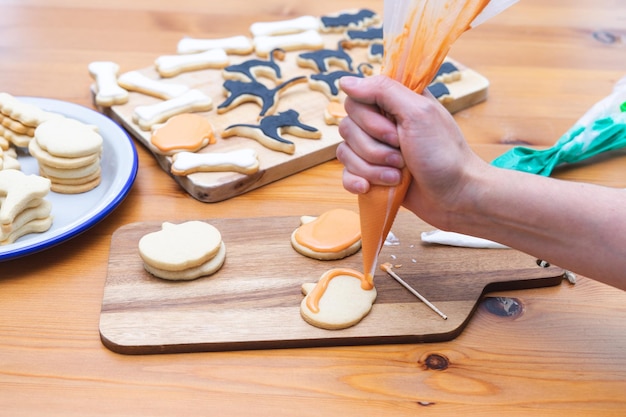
<box><xmin>491</xmin><ymin>76</ymin><xmax>626</xmax><ymax>176</ymax></box>
<box><xmin>359</xmin><ymin>0</ymin><xmax>519</xmax><ymax>286</ymax></box>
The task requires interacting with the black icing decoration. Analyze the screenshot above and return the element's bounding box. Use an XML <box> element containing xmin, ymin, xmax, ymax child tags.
<box><xmin>346</xmin><ymin>26</ymin><xmax>383</xmax><ymax>43</ymax></box>
<box><xmin>297</xmin><ymin>41</ymin><xmax>353</xmax><ymax>73</ymax></box>
<box><xmin>427</xmin><ymin>82</ymin><xmax>450</xmax><ymax>99</ymax></box>
<box><xmin>222</xmin><ymin>109</ymin><xmax>321</xmax><ymax>154</ymax></box>
<box><xmin>309</xmin><ymin>63</ymin><xmax>373</xmax><ymax>97</ymax></box>
<box><xmin>320</xmin><ymin>9</ymin><xmax>378</xmax><ymax>30</ymax></box>
<box><xmin>218</xmin><ymin>76</ymin><xmax>307</xmax><ymax>117</ymax></box>
<box><xmin>222</xmin><ymin>48</ymin><xmax>285</xmax><ymax>82</ymax></box>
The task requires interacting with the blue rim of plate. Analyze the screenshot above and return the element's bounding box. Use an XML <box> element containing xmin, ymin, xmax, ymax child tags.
<box><xmin>0</xmin><ymin>97</ymin><xmax>138</xmax><ymax>261</ymax></box>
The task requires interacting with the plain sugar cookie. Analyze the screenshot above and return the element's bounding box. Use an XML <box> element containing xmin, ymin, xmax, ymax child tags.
<box><xmin>138</xmin><ymin>220</ymin><xmax>226</xmax><ymax>281</ymax></box>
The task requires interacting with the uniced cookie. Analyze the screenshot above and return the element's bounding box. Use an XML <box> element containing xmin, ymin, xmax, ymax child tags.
<box><xmin>30</xmin><ymin>117</ymin><xmax>103</xmax><ymax>194</ymax></box>
<box><xmin>138</xmin><ymin>221</ymin><xmax>226</xmax><ymax>281</ymax></box>
<box><xmin>291</xmin><ymin>208</ymin><xmax>361</xmax><ymax>260</ymax></box>
<box><xmin>300</xmin><ymin>268</ymin><xmax>377</xmax><ymax>330</ymax></box>
<box><xmin>0</xmin><ymin>169</ymin><xmax>52</xmax><ymax>244</ymax></box>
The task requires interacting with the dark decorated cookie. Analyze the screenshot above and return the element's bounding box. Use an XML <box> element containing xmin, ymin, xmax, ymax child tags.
<box><xmin>432</xmin><ymin>61</ymin><xmax>461</xmax><ymax>84</ymax></box>
<box><xmin>222</xmin><ymin>109</ymin><xmax>321</xmax><ymax>154</ymax></box>
<box><xmin>222</xmin><ymin>48</ymin><xmax>286</xmax><ymax>82</ymax></box>
<box><xmin>217</xmin><ymin>76</ymin><xmax>307</xmax><ymax>117</ymax></box>
<box><xmin>320</xmin><ymin>9</ymin><xmax>380</xmax><ymax>32</ymax></box>
<box><xmin>296</xmin><ymin>41</ymin><xmax>353</xmax><ymax>73</ymax></box>
<box><xmin>344</xmin><ymin>26</ymin><xmax>383</xmax><ymax>46</ymax></box>
<box><xmin>368</xmin><ymin>42</ymin><xmax>384</xmax><ymax>63</ymax></box>
<box><xmin>308</xmin><ymin>63</ymin><xmax>373</xmax><ymax>100</ymax></box>
<box><xmin>427</xmin><ymin>82</ymin><xmax>451</xmax><ymax>102</ymax></box>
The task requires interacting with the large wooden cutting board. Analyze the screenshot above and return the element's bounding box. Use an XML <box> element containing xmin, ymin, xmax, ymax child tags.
<box><xmin>100</xmin><ymin>211</ymin><xmax>564</xmax><ymax>354</ymax></box>
<box><xmin>97</xmin><ymin>30</ymin><xmax>488</xmax><ymax>203</ymax></box>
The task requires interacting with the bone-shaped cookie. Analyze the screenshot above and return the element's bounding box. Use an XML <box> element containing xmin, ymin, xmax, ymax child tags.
<box><xmin>253</xmin><ymin>30</ymin><xmax>324</xmax><ymax>58</ymax></box>
<box><xmin>249</xmin><ymin>15</ymin><xmax>320</xmax><ymax>37</ymax></box>
<box><xmin>177</xmin><ymin>35</ymin><xmax>253</xmax><ymax>55</ymax></box>
<box><xmin>133</xmin><ymin>89</ymin><xmax>213</xmax><ymax>131</ymax></box>
<box><xmin>0</xmin><ymin>169</ymin><xmax>51</xmax><ymax>227</ymax></box>
<box><xmin>155</xmin><ymin>49</ymin><xmax>229</xmax><ymax>78</ymax></box>
<box><xmin>88</xmin><ymin>61</ymin><xmax>130</xmax><ymax>107</ymax></box>
<box><xmin>171</xmin><ymin>148</ymin><xmax>260</xmax><ymax>176</ymax></box>
<box><xmin>118</xmin><ymin>71</ymin><xmax>190</xmax><ymax>100</ymax></box>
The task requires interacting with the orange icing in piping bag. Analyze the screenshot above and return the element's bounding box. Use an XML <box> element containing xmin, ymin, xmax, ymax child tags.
<box><xmin>358</xmin><ymin>0</ymin><xmax>514</xmax><ymax>284</ymax></box>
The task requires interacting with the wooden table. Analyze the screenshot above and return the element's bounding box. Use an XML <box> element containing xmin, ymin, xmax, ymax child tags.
<box><xmin>1</xmin><ymin>1</ymin><xmax>625</xmax><ymax>415</ymax></box>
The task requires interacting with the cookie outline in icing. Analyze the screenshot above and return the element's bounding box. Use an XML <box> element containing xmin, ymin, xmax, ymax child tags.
<box><xmin>300</xmin><ymin>268</ymin><xmax>377</xmax><ymax>330</ymax></box>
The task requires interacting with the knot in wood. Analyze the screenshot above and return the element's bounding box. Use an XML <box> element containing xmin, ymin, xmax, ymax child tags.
<box><xmin>483</xmin><ymin>296</ymin><xmax>523</xmax><ymax>318</ymax></box>
<box><xmin>424</xmin><ymin>353</ymin><xmax>449</xmax><ymax>371</ymax></box>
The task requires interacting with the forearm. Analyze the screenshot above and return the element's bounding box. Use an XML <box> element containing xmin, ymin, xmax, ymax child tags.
<box><xmin>449</xmin><ymin>165</ymin><xmax>626</xmax><ymax>290</ymax></box>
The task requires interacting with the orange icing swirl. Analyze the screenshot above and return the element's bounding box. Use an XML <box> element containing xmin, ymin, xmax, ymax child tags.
<box><xmin>306</xmin><ymin>267</ymin><xmax>373</xmax><ymax>314</ymax></box>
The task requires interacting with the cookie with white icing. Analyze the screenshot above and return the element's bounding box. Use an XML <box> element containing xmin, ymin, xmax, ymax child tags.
<box><xmin>88</xmin><ymin>61</ymin><xmax>130</xmax><ymax>107</ymax></box>
<box><xmin>253</xmin><ymin>30</ymin><xmax>324</xmax><ymax>58</ymax></box>
<box><xmin>155</xmin><ymin>49</ymin><xmax>229</xmax><ymax>78</ymax></box>
<box><xmin>138</xmin><ymin>221</ymin><xmax>226</xmax><ymax>281</ymax></box>
<box><xmin>171</xmin><ymin>149</ymin><xmax>260</xmax><ymax>176</ymax></box>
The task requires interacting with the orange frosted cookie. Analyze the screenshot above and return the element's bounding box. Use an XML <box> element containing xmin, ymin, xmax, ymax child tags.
<box><xmin>300</xmin><ymin>268</ymin><xmax>376</xmax><ymax>330</ymax></box>
<box><xmin>150</xmin><ymin>113</ymin><xmax>215</xmax><ymax>156</ymax></box>
<box><xmin>291</xmin><ymin>208</ymin><xmax>361</xmax><ymax>260</ymax></box>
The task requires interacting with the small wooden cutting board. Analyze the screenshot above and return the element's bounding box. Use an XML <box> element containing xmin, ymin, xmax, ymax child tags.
<box><xmin>100</xmin><ymin>211</ymin><xmax>564</xmax><ymax>354</ymax></box>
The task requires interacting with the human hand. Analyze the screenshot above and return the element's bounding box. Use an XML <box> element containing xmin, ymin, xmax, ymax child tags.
<box><xmin>336</xmin><ymin>75</ymin><xmax>488</xmax><ymax>226</ymax></box>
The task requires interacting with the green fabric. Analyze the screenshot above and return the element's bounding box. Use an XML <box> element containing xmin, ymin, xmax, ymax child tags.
<box><xmin>491</xmin><ymin>82</ymin><xmax>626</xmax><ymax>176</ymax></box>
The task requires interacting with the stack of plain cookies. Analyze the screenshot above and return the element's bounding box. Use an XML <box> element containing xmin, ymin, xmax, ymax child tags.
<box><xmin>138</xmin><ymin>220</ymin><xmax>227</xmax><ymax>281</ymax></box>
<box><xmin>29</xmin><ymin>117</ymin><xmax>104</xmax><ymax>194</ymax></box>
<box><xmin>0</xmin><ymin>92</ymin><xmax>59</xmax><ymax>150</ymax></box>
<box><xmin>0</xmin><ymin>169</ymin><xmax>52</xmax><ymax>245</ymax></box>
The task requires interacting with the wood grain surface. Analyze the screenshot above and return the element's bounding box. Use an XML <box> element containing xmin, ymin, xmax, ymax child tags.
<box><xmin>100</xmin><ymin>212</ymin><xmax>563</xmax><ymax>354</ymax></box>
<box><xmin>1</xmin><ymin>1</ymin><xmax>626</xmax><ymax>416</ymax></box>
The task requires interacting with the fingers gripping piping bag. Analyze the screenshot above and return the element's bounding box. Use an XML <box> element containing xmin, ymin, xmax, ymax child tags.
<box><xmin>359</xmin><ymin>0</ymin><xmax>519</xmax><ymax>286</ymax></box>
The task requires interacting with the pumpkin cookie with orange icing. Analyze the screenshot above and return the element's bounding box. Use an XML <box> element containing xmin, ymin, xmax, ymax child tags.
<box><xmin>300</xmin><ymin>268</ymin><xmax>377</xmax><ymax>330</ymax></box>
<box><xmin>290</xmin><ymin>208</ymin><xmax>361</xmax><ymax>260</ymax></box>
<box><xmin>150</xmin><ymin>113</ymin><xmax>215</xmax><ymax>156</ymax></box>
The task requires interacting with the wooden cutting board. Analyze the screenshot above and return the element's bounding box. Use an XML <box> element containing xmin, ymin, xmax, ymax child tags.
<box><xmin>99</xmin><ymin>211</ymin><xmax>564</xmax><ymax>354</ymax></box>
<box><xmin>97</xmin><ymin>30</ymin><xmax>489</xmax><ymax>203</ymax></box>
